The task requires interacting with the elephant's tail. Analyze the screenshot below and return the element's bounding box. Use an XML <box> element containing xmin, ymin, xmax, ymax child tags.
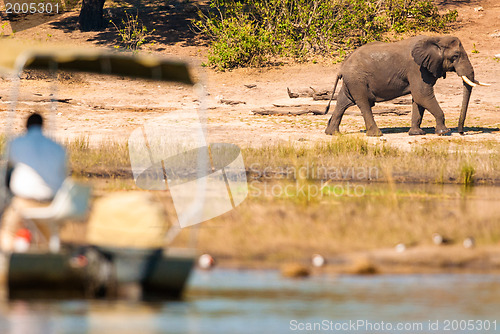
<box><xmin>324</xmin><ymin>74</ymin><xmax>342</xmax><ymax>115</ymax></box>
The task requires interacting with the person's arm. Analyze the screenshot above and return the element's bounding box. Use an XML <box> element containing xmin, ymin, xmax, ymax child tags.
<box><xmin>5</xmin><ymin>162</ymin><xmax>13</xmax><ymax>190</ymax></box>
<box><xmin>5</xmin><ymin>141</ymin><xmax>15</xmax><ymax>190</ymax></box>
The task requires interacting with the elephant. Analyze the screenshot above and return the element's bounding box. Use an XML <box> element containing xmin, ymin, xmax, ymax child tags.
<box><xmin>324</xmin><ymin>35</ymin><xmax>489</xmax><ymax>137</ymax></box>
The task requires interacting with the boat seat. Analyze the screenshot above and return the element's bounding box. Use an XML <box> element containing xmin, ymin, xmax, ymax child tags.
<box><xmin>21</xmin><ymin>178</ymin><xmax>92</xmax><ymax>253</ymax></box>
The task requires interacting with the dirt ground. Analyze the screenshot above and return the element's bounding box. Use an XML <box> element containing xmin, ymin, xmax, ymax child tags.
<box><xmin>0</xmin><ymin>0</ymin><xmax>499</xmax><ymax>151</ymax></box>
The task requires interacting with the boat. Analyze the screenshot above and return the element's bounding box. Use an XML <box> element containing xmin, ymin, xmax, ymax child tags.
<box><xmin>0</xmin><ymin>40</ymin><xmax>203</xmax><ymax>300</ymax></box>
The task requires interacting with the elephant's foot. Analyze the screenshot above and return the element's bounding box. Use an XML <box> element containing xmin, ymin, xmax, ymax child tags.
<box><xmin>435</xmin><ymin>127</ymin><xmax>451</xmax><ymax>136</ymax></box>
<box><xmin>366</xmin><ymin>128</ymin><xmax>383</xmax><ymax>137</ymax></box>
<box><xmin>408</xmin><ymin>128</ymin><xmax>426</xmax><ymax>136</ymax></box>
<box><xmin>325</xmin><ymin>127</ymin><xmax>340</xmax><ymax>135</ymax></box>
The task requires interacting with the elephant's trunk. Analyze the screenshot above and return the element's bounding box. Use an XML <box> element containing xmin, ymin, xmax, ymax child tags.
<box><xmin>458</xmin><ymin>82</ymin><xmax>472</xmax><ymax>135</ymax></box>
<box><xmin>457</xmin><ymin>62</ymin><xmax>489</xmax><ymax>134</ymax></box>
<box><xmin>455</xmin><ymin>51</ymin><xmax>476</xmax><ymax>135</ymax></box>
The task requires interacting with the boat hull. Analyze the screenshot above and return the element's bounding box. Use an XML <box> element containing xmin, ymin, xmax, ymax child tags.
<box><xmin>5</xmin><ymin>247</ymin><xmax>195</xmax><ymax>300</ymax></box>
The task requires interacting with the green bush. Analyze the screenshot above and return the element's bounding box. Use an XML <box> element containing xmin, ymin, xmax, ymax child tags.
<box><xmin>388</xmin><ymin>0</ymin><xmax>458</xmax><ymax>32</ymax></box>
<box><xmin>199</xmin><ymin>9</ymin><xmax>275</xmax><ymax>70</ymax></box>
<box><xmin>110</xmin><ymin>11</ymin><xmax>155</xmax><ymax>50</ymax></box>
<box><xmin>196</xmin><ymin>0</ymin><xmax>458</xmax><ymax>70</ymax></box>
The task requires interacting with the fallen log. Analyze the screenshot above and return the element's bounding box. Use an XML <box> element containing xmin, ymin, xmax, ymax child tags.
<box><xmin>344</xmin><ymin>108</ymin><xmax>410</xmax><ymax>116</ymax></box>
<box><xmin>219</xmin><ymin>99</ymin><xmax>246</xmax><ymax>105</ymax></box>
<box><xmin>373</xmin><ymin>109</ymin><xmax>410</xmax><ymax>116</ymax></box>
<box><xmin>252</xmin><ymin>105</ymin><xmax>325</xmax><ymax>116</ymax></box>
<box><xmin>287</xmin><ymin>87</ymin><xmax>338</xmax><ymax>101</ymax></box>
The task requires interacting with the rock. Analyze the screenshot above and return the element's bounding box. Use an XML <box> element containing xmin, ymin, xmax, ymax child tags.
<box><xmin>244</xmin><ymin>84</ymin><xmax>256</xmax><ymax>88</ymax></box>
<box><xmin>474</xmin><ymin>6</ymin><xmax>484</xmax><ymax>12</ymax></box>
<box><xmin>463</xmin><ymin>237</ymin><xmax>475</xmax><ymax>249</ymax></box>
<box><xmin>490</xmin><ymin>32</ymin><xmax>500</xmax><ymax>38</ymax></box>
<box><xmin>281</xmin><ymin>263</ymin><xmax>310</xmax><ymax>278</ymax></box>
<box><xmin>432</xmin><ymin>233</ymin><xmax>452</xmax><ymax>245</ymax></box>
<box><xmin>348</xmin><ymin>258</ymin><xmax>379</xmax><ymax>275</ymax></box>
<box><xmin>311</xmin><ymin>254</ymin><xmax>326</xmax><ymax>267</ymax></box>
<box><xmin>198</xmin><ymin>254</ymin><xmax>215</xmax><ymax>269</ymax></box>
<box><xmin>432</xmin><ymin>233</ymin><xmax>444</xmax><ymax>245</ymax></box>
<box><xmin>395</xmin><ymin>243</ymin><xmax>406</xmax><ymax>253</ymax></box>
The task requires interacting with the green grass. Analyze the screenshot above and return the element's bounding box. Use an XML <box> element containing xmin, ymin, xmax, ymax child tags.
<box><xmin>460</xmin><ymin>163</ymin><xmax>475</xmax><ymax>186</ymax></box>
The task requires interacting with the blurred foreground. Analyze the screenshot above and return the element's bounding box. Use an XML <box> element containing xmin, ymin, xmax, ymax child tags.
<box><xmin>1</xmin><ymin>269</ymin><xmax>499</xmax><ymax>334</ymax></box>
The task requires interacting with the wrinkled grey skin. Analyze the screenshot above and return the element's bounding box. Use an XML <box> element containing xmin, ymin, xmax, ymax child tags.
<box><xmin>324</xmin><ymin>35</ymin><xmax>476</xmax><ymax>137</ymax></box>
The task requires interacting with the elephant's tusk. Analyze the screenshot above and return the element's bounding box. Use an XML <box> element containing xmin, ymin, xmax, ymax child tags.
<box><xmin>461</xmin><ymin>76</ymin><xmax>477</xmax><ymax>87</ymax></box>
<box><xmin>477</xmin><ymin>81</ymin><xmax>491</xmax><ymax>86</ymax></box>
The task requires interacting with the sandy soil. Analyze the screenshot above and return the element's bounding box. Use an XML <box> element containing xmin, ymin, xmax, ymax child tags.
<box><xmin>0</xmin><ymin>0</ymin><xmax>499</xmax><ymax>152</ymax></box>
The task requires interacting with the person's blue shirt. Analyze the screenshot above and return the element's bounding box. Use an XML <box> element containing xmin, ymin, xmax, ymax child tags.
<box><xmin>8</xmin><ymin>125</ymin><xmax>67</xmax><ymax>201</ymax></box>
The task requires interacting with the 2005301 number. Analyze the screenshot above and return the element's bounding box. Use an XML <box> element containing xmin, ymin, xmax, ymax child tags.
<box><xmin>5</xmin><ymin>2</ymin><xmax>60</xmax><ymax>14</ymax></box>
<box><xmin>443</xmin><ymin>320</ymin><xmax>497</xmax><ymax>331</ymax></box>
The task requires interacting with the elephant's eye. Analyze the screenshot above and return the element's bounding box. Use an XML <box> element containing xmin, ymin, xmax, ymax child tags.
<box><xmin>451</xmin><ymin>55</ymin><xmax>459</xmax><ymax>61</ymax></box>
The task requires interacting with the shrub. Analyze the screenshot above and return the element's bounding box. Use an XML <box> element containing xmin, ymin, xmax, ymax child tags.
<box><xmin>388</xmin><ymin>0</ymin><xmax>458</xmax><ymax>32</ymax></box>
<box><xmin>110</xmin><ymin>11</ymin><xmax>155</xmax><ymax>50</ymax></box>
<box><xmin>200</xmin><ymin>10</ymin><xmax>275</xmax><ymax>70</ymax></box>
<box><xmin>196</xmin><ymin>0</ymin><xmax>458</xmax><ymax>70</ymax></box>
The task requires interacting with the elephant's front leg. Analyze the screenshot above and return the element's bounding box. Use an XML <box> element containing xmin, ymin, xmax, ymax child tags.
<box><xmin>408</xmin><ymin>100</ymin><xmax>426</xmax><ymax>135</ymax></box>
<box><xmin>414</xmin><ymin>95</ymin><xmax>450</xmax><ymax>135</ymax></box>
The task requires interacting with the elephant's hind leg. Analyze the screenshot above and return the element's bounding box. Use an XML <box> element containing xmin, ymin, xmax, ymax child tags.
<box><xmin>356</xmin><ymin>99</ymin><xmax>382</xmax><ymax>137</ymax></box>
<box><xmin>325</xmin><ymin>88</ymin><xmax>355</xmax><ymax>135</ymax></box>
<box><xmin>409</xmin><ymin>100</ymin><xmax>426</xmax><ymax>136</ymax></box>
<box><xmin>343</xmin><ymin>82</ymin><xmax>382</xmax><ymax>137</ymax></box>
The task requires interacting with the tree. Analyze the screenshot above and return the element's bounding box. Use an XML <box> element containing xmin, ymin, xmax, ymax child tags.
<box><xmin>78</xmin><ymin>0</ymin><xmax>106</xmax><ymax>31</ymax></box>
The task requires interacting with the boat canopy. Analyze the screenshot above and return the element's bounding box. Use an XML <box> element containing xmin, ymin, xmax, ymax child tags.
<box><xmin>0</xmin><ymin>39</ymin><xmax>194</xmax><ymax>85</ymax></box>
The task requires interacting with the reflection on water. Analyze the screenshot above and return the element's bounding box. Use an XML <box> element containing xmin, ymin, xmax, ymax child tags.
<box><xmin>1</xmin><ymin>269</ymin><xmax>500</xmax><ymax>334</ymax></box>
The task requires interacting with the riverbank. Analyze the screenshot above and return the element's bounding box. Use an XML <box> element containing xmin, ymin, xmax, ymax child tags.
<box><xmin>214</xmin><ymin>246</ymin><xmax>500</xmax><ymax>275</ymax></box>
<box><xmin>54</xmin><ymin>178</ymin><xmax>500</xmax><ymax>275</ymax></box>
<box><xmin>50</xmin><ymin>136</ymin><xmax>500</xmax><ymax>274</ymax></box>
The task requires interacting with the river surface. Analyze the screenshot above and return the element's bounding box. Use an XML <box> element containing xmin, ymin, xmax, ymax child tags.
<box><xmin>0</xmin><ymin>269</ymin><xmax>499</xmax><ymax>334</ymax></box>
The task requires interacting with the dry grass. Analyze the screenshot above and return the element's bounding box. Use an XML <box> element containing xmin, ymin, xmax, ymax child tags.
<box><xmin>3</xmin><ymin>135</ymin><xmax>500</xmax><ymax>267</ymax></box>
<box><xmin>0</xmin><ymin>135</ymin><xmax>5</xmax><ymax>156</ymax></box>
<box><xmin>66</xmin><ymin>136</ymin><xmax>131</xmax><ymax>178</ymax></box>
<box><xmin>2</xmin><ymin>135</ymin><xmax>497</xmax><ymax>186</ymax></box>
<box><xmin>243</xmin><ymin>135</ymin><xmax>500</xmax><ymax>185</ymax></box>
<box><xmin>189</xmin><ymin>180</ymin><xmax>500</xmax><ymax>265</ymax></box>
<box><xmin>62</xmin><ymin>136</ymin><xmax>500</xmax><ymax>266</ymax></box>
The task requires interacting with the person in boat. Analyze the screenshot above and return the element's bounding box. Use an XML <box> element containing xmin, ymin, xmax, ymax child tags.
<box><xmin>0</xmin><ymin>113</ymin><xmax>68</xmax><ymax>252</ymax></box>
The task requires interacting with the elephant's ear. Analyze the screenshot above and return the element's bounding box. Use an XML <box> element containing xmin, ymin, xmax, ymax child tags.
<box><xmin>411</xmin><ymin>37</ymin><xmax>444</xmax><ymax>78</ymax></box>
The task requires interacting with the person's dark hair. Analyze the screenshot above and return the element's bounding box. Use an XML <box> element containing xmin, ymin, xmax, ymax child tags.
<box><xmin>27</xmin><ymin>113</ymin><xmax>43</xmax><ymax>129</ymax></box>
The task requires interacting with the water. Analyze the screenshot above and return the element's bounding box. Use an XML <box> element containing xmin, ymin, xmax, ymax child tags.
<box><xmin>1</xmin><ymin>269</ymin><xmax>499</xmax><ymax>334</ymax></box>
